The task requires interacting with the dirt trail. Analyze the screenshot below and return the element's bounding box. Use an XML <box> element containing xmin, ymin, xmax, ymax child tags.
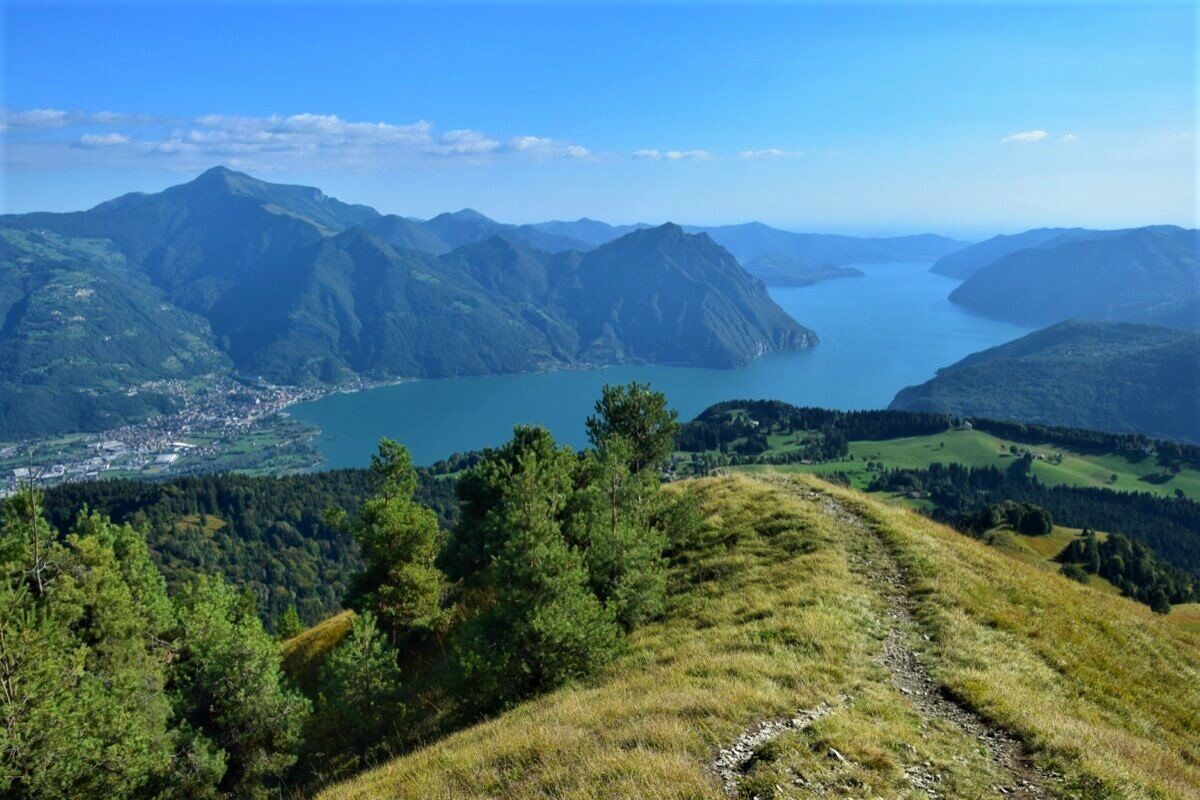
<box><xmin>710</xmin><ymin>478</ymin><xmax>1059</xmax><ymax>798</ymax></box>
<box><xmin>800</xmin><ymin>485</ymin><xmax>1057</xmax><ymax>799</ymax></box>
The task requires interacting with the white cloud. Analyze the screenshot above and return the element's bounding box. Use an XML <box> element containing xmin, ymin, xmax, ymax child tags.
<box><xmin>4</xmin><ymin>108</ymin><xmax>70</xmax><ymax>128</ymax></box>
<box><xmin>633</xmin><ymin>148</ymin><xmax>711</xmax><ymax>161</ymax></box>
<box><xmin>1</xmin><ymin>107</ymin><xmax>152</xmax><ymax>129</ymax></box>
<box><xmin>76</xmin><ymin>133</ymin><xmax>131</xmax><ymax>147</ymax></box>
<box><xmin>665</xmin><ymin>149</ymin><xmax>712</xmax><ymax>160</ymax></box>
<box><xmin>737</xmin><ymin>148</ymin><xmax>804</xmax><ymax>159</ymax></box>
<box><xmin>1001</xmin><ymin>129</ymin><xmax>1048</xmax><ymax>143</ymax></box>
<box><xmin>1059</xmin><ymin>133</ymin><xmax>1080</xmax><ymax>144</ymax></box>
<box><xmin>3</xmin><ymin>108</ymin><xmax>591</xmax><ymax>171</ymax></box>
<box><xmin>509</xmin><ymin>136</ymin><xmax>590</xmax><ymax>159</ymax></box>
<box><xmin>428</xmin><ymin>129</ymin><xmax>501</xmax><ymax>155</ymax></box>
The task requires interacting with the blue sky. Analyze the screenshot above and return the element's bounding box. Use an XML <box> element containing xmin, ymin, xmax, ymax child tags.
<box><xmin>2</xmin><ymin>1</ymin><xmax>1195</xmax><ymax>237</ymax></box>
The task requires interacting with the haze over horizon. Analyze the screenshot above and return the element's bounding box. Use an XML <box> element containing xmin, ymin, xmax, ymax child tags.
<box><xmin>3</xmin><ymin>1</ymin><xmax>1197</xmax><ymax>238</ymax></box>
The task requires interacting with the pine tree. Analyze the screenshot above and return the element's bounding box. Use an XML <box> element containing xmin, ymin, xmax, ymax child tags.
<box><xmin>586</xmin><ymin>382</ymin><xmax>679</xmax><ymax>475</ymax></box>
<box><xmin>0</xmin><ymin>498</ymin><xmax>175</xmax><ymax>800</ymax></box>
<box><xmin>342</xmin><ymin>439</ymin><xmax>446</xmax><ymax>638</ymax></box>
<box><xmin>309</xmin><ymin>611</ymin><xmax>405</xmax><ymax>763</ymax></box>
<box><xmin>1150</xmin><ymin>588</ymin><xmax>1172</xmax><ymax>615</ymax></box>
<box><xmin>568</xmin><ymin>435</ymin><xmax>668</xmax><ymax>630</ymax></box>
<box><xmin>277</xmin><ymin>604</ymin><xmax>304</xmax><ymax>640</ymax></box>
<box><xmin>454</xmin><ymin>427</ymin><xmax>620</xmax><ymax>709</ymax></box>
<box><xmin>170</xmin><ymin>577</ymin><xmax>310</xmax><ymax>798</ymax></box>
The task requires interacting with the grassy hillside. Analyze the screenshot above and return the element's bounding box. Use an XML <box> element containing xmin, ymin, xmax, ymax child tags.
<box><xmin>283</xmin><ymin>610</ymin><xmax>355</xmax><ymax>694</ymax></box>
<box><xmin>317</xmin><ymin>474</ymin><xmax>1200</xmax><ymax>800</ymax></box>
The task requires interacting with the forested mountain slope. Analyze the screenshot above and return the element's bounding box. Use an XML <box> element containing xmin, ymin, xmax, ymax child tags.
<box><xmin>318</xmin><ymin>473</ymin><xmax>1200</xmax><ymax>800</ymax></box>
<box><xmin>742</xmin><ymin>252</ymin><xmax>864</xmax><ymax>286</ymax></box>
<box><xmin>890</xmin><ymin>320</ymin><xmax>1200</xmax><ymax>442</ymax></box>
<box><xmin>0</xmin><ymin>228</ymin><xmax>232</xmax><ymax>437</ymax></box>
<box><xmin>563</xmin><ymin>224</ymin><xmax>817</xmax><ymax>366</ymax></box>
<box><xmin>947</xmin><ymin>226</ymin><xmax>1198</xmax><ymax>328</ymax></box>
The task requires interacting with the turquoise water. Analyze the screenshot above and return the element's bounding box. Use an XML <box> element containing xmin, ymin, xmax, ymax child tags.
<box><xmin>289</xmin><ymin>263</ymin><xmax>1031</xmax><ymax>467</ymax></box>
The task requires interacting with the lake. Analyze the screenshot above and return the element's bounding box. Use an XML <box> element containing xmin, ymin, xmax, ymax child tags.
<box><xmin>289</xmin><ymin>262</ymin><xmax>1031</xmax><ymax>467</ymax></box>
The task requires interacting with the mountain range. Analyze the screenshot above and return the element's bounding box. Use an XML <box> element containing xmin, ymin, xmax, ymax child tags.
<box><xmin>683</xmin><ymin>222</ymin><xmax>968</xmax><ymax>270</ymax></box>
<box><xmin>0</xmin><ymin>167</ymin><xmax>821</xmax><ymax>437</ymax></box>
<box><xmin>890</xmin><ymin>319</ymin><xmax>1200</xmax><ymax>442</ymax></box>
<box><xmin>349</xmin><ymin>209</ymin><xmax>969</xmax><ymax>285</ymax></box>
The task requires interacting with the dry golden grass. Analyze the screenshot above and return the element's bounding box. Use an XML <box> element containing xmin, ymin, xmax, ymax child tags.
<box><xmin>1169</xmin><ymin>602</ymin><xmax>1200</xmax><ymax>635</ymax></box>
<box><xmin>316</xmin><ymin>474</ymin><xmax>1200</xmax><ymax>800</ymax></box>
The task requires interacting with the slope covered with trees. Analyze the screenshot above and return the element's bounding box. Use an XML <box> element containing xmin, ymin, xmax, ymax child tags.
<box><xmin>5</xmin><ymin>382</ymin><xmax>697</xmax><ymax>795</ymax></box>
<box><xmin>0</xmin><ymin>228</ymin><xmax>232</xmax><ymax>438</ymax></box>
<box><xmin>562</xmin><ymin>224</ymin><xmax>816</xmax><ymax>367</ymax></box>
<box><xmin>741</xmin><ymin>252</ymin><xmax>864</xmax><ymax>286</ymax></box>
<box><xmin>946</xmin><ymin>226</ymin><xmax>1198</xmax><ymax>327</ymax></box>
<box><xmin>39</xmin><ymin>464</ymin><xmax>462</xmax><ymax>628</ymax></box>
<box><xmin>889</xmin><ymin>320</ymin><xmax>1200</xmax><ymax>442</ymax></box>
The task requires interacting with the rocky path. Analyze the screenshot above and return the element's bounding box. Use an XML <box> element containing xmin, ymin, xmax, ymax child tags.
<box><xmin>711</xmin><ymin>701</ymin><xmax>840</xmax><ymax>796</ymax></box>
<box><xmin>802</xmin><ymin>486</ymin><xmax>1056</xmax><ymax>799</ymax></box>
<box><xmin>711</xmin><ymin>480</ymin><xmax>1058</xmax><ymax>798</ymax></box>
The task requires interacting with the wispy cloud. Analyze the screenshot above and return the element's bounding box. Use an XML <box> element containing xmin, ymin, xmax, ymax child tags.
<box><xmin>509</xmin><ymin>136</ymin><xmax>590</xmax><ymax>159</ymax></box>
<box><xmin>632</xmin><ymin>148</ymin><xmax>712</xmax><ymax>161</ymax></box>
<box><xmin>737</xmin><ymin>148</ymin><xmax>804</xmax><ymax>160</ymax></box>
<box><xmin>76</xmin><ymin>133</ymin><xmax>132</xmax><ymax>147</ymax></box>
<box><xmin>2</xmin><ymin>107</ymin><xmax>592</xmax><ymax>170</ymax></box>
<box><xmin>1058</xmin><ymin>133</ymin><xmax>1080</xmax><ymax>144</ymax></box>
<box><xmin>1</xmin><ymin>107</ymin><xmax>154</xmax><ymax>129</ymax></box>
<box><xmin>1001</xmin><ymin>129</ymin><xmax>1049</xmax><ymax>143</ymax></box>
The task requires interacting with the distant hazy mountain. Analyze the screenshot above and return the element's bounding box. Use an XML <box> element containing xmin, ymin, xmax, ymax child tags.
<box><xmin>683</xmin><ymin>222</ymin><xmax>968</xmax><ymax>266</ymax></box>
<box><xmin>890</xmin><ymin>320</ymin><xmax>1200</xmax><ymax>442</ymax></box>
<box><xmin>929</xmin><ymin>228</ymin><xmax>1105</xmax><ymax>279</ymax></box>
<box><xmin>0</xmin><ymin>168</ymin><xmax>814</xmax><ymax>434</ymax></box>
<box><xmin>527</xmin><ymin>218</ymin><xmax>652</xmax><ymax>247</ymax></box>
<box><xmin>948</xmin><ymin>226</ymin><xmax>1198</xmax><ymax>328</ymax></box>
<box><xmin>742</xmin><ymin>252</ymin><xmax>864</xmax><ymax>287</ymax></box>
<box><xmin>357</xmin><ymin>214</ymin><xmax>452</xmax><ymax>255</ymax></box>
<box><xmin>422</xmin><ymin>209</ymin><xmax>590</xmax><ymax>253</ymax></box>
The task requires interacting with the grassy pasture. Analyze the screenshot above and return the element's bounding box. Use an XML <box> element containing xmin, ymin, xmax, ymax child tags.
<box><xmin>743</xmin><ymin>429</ymin><xmax>1200</xmax><ymax>501</ymax></box>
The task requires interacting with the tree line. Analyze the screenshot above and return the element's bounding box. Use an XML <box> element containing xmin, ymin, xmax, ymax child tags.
<box><xmin>673</xmin><ymin>401</ymin><xmax>953</xmax><ymax>463</ymax></box>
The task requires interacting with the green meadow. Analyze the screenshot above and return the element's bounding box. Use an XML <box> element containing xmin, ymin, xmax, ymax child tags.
<box><xmin>740</xmin><ymin>428</ymin><xmax>1200</xmax><ymax>501</ymax></box>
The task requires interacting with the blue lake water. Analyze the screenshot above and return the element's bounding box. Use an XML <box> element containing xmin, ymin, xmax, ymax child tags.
<box><xmin>289</xmin><ymin>262</ymin><xmax>1031</xmax><ymax>467</ymax></box>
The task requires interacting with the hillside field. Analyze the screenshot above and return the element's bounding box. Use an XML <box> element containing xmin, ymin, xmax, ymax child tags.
<box><xmin>735</xmin><ymin>428</ymin><xmax>1200</xmax><ymax>501</ymax></box>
